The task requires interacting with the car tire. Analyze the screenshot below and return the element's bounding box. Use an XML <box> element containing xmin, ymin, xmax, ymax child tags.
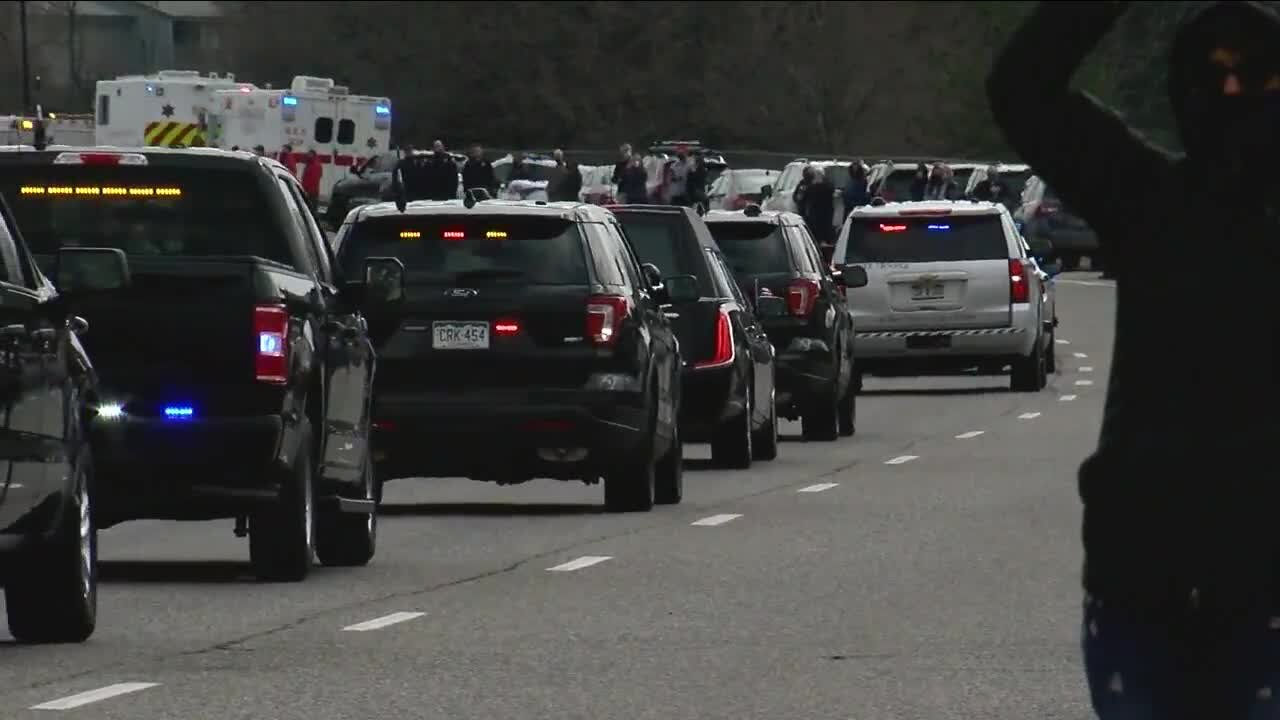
<box><xmin>801</xmin><ymin>382</ymin><xmax>839</xmax><ymax>442</ymax></box>
<box><xmin>605</xmin><ymin>400</ymin><xmax>657</xmax><ymax>513</ymax></box>
<box><xmin>5</xmin><ymin>449</ymin><xmax>97</xmax><ymax>644</ymax></box>
<box><xmin>1045</xmin><ymin>327</ymin><xmax>1058</xmax><ymax>374</ymax></box>
<box><xmin>654</xmin><ymin>422</ymin><xmax>683</xmax><ymax>505</ymax></box>
<box><xmin>837</xmin><ymin>376</ymin><xmax>857</xmax><ymax>437</ymax></box>
<box><xmin>752</xmin><ymin>386</ymin><xmax>779</xmax><ymax>461</ymax></box>
<box><xmin>1010</xmin><ymin>340</ymin><xmax>1047</xmax><ymax>392</ymax></box>
<box><xmin>315</xmin><ymin>451</ymin><xmax>377</xmax><ymax>567</ymax></box>
<box><xmin>711</xmin><ymin>383</ymin><xmax>752</xmax><ymax>469</ymax></box>
<box><xmin>250</xmin><ymin>424</ymin><xmax>315</xmax><ymax>582</ymax></box>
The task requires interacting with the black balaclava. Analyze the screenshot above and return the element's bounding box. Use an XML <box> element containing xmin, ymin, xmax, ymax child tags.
<box><xmin>1169</xmin><ymin>1</ymin><xmax>1280</xmax><ymax>182</ymax></box>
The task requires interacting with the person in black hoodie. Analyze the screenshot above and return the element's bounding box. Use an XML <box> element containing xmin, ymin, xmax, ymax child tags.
<box><xmin>908</xmin><ymin>162</ymin><xmax>928</xmax><ymax>201</ymax></box>
<box><xmin>804</xmin><ymin>167</ymin><xmax>836</xmax><ymax>253</ymax></box>
<box><xmin>462</xmin><ymin>144</ymin><xmax>497</xmax><ymax>198</ymax></box>
<box><xmin>989</xmin><ymin>3</ymin><xmax>1280</xmax><ymax>718</ymax></box>
<box><xmin>425</xmin><ymin>140</ymin><xmax>458</xmax><ymax>201</ymax></box>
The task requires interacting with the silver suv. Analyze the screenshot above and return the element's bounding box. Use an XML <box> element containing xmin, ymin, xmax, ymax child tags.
<box><xmin>832</xmin><ymin>200</ymin><xmax>1050</xmax><ymax>392</ymax></box>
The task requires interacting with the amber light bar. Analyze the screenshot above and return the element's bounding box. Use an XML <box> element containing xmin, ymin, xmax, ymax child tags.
<box><xmin>18</xmin><ymin>186</ymin><xmax>182</xmax><ymax>197</ymax></box>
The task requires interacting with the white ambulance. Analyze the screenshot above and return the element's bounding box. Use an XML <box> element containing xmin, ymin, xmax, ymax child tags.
<box><xmin>210</xmin><ymin>76</ymin><xmax>392</xmax><ymax>205</ymax></box>
<box><xmin>0</xmin><ymin>113</ymin><xmax>95</xmax><ymax>147</ymax></box>
<box><xmin>94</xmin><ymin>70</ymin><xmax>252</xmax><ymax>148</ymax></box>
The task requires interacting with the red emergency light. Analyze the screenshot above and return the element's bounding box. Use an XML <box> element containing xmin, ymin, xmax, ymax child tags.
<box><xmin>442</xmin><ymin>230</ymin><xmax>465</xmax><ymax>240</ymax></box>
<box><xmin>879</xmin><ymin>223</ymin><xmax>908</xmax><ymax>232</ymax></box>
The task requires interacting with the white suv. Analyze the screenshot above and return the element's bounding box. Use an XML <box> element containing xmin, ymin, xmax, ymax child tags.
<box><xmin>832</xmin><ymin>200</ymin><xmax>1051</xmax><ymax>392</ymax></box>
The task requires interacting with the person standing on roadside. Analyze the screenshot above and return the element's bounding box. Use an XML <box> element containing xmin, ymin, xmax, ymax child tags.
<box><xmin>279</xmin><ymin>145</ymin><xmax>298</xmax><ymax>177</ymax></box>
<box><xmin>843</xmin><ymin>161</ymin><xmax>871</xmax><ymax>214</ymax></box>
<box><xmin>909</xmin><ymin>162</ymin><xmax>929</xmax><ymax>201</ymax></box>
<box><xmin>612</xmin><ymin>143</ymin><xmax>633</xmax><ymax>187</ymax></box>
<box><xmin>425</xmin><ymin>140</ymin><xmax>458</xmax><ymax>201</ymax></box>
<box><xmin>462</xmin><ymin>144</ymin><xmax>497</xmax><ymax>198</ymax></box>
<box><xmin>804</xmin><ymin>167</ymin><xmax>836</xmax><ymax>252</ymax></box>
<box><xmin>989</xmin><ymin>3</ymin><xmax>1280</xmax><ymax>718</ymax></box>
<box><xmin>619</xmin><ymin>154</ymin><xmax>649</xmax><ymax>204</ymax></box>
<box><xmin>301</xmin><ymin>148</ymin><xmax>324</xmax><ymax>210</ymax></box>
<box><xmin>665</xmin><ymin>145</ymin><xmax>694</xmax><ymax>206</ymax></box>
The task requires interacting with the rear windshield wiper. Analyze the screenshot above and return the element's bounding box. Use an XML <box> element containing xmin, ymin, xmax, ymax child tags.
<box><xmin>450</xmin><ymin>268</ymin><xmax>527</xmax><ymax>283</ymax></box>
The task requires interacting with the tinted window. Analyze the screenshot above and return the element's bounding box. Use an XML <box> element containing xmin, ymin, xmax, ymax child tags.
<box><xmin>315</xmin><ymin>117</ymin><xmax>334</xmax><ymax>144</ymax></box>
<box><xmin>582</xmin><ymin>222</ymin><xmax>624</xmax><ymax>285</ymax></box>
<box><xmin>705</xmin><ymin>249</ymin><xmax>738</xmax><ymax>301</ymax></box>
<box><xmin>708</xmin><ymin>221</ymin><xmax>791</xmax><ymax>274</ymax></box>
<box><xmin>97</xmin><ymin>95</ymin><xmax>110</xmax><ymax>126</ymax></box>
<box><xmin>614</xmin><ymin>214</ymin><xmax>698</xmax><ymax>278</ymax></box>
<box><xmin>846</xmin><ymin>215</ymin><xmax>1009</xmax><ymax>263</ymax></box>
<box><xmin>1</xmin><ymin>166</ymin><xmax>290</xmax><ymax>265</ymax></box>
<box><xmin>730</xmin><ymin>172</ymin><xmax>777</xmax><ymax>195</ymax></box>
<box><xmin>817</xmin><ymin>165</ymin><xmax>850</xmax><ymax>190</ymax></box>
<box><xmin>337</xmin><ymin>119</ymin><xmax>356</xmax><ymax>145</ymax></box>
<box><xmin>338</xmin><ymin>215</ymin><xmax>587</xmax><ymax>285</ymax></box>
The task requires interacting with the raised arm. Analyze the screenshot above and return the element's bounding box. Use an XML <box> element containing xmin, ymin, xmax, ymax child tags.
<box><xmin>987</xmin><ymin>1</ymin><xmax>1173</xmax><ymax>242</ymax></box>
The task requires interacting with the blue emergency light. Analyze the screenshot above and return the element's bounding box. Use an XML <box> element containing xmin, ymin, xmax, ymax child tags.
<box><xmin>163</xmin><ymin>405</ymin><xmax>195</xmax><ymax>420</ymax></box>
<box><xmin>282</xmin><ymin>96</ymin><xmax>299</xmax><ymax>107</ymax></box>
<box><xmin>926</xmin><ymin>224</ymin><xmax>951</xmax><ymax>231</ymax></box>
<box><xmin>375</xmin><ymin>105</ymin><xmax>391</xmax><ymax>116</ymax></box>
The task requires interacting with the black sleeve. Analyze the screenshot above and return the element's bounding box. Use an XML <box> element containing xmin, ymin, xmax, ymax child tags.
<box><xmin>987</xmin><ymin>1</ymin><xmax>1172</xmax><ymax>249</ymax></box>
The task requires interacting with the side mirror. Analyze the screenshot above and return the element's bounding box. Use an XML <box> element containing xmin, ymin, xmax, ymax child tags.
<box><xmin>54</xmin><ymin>247</ymin><xmax>131</xmax><ymax>293</ymax></box>
<box><xmin>640</xmin><ymin>262</ymin><xmax>663</xmax><ymax>289</ymax></box>
<box><xmin>363</xmin><ymin>256</ymin><xmax>406</xmax><ymax>305</ymax></box>
<box><xmin>835</xmin><ymin>264</ymin><xmax>868</xmax><ymax>288</ymax></box>
<box><xmin>760</xmin><ymin>184</ymin><xmax>773</xmax><ymax>199</ymax></box>
<box><xmin>664</xmin><ymin>274</ymin><xmax>699</xmax><ymax>304</ymax></box>
<box><xmin>754</xmin><ymin>293</ymin><xmax>788</xmax><ymax>319</ymax></box>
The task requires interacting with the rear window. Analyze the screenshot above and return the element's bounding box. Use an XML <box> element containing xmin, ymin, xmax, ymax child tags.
<box><xmin>877</xmin><ymin>169</ymin><xmax>919</xmax><ymax>201</ymax></box>
<box><xmin>338</xmin><ymin>215</ymin><xmax>587</xmax><ymax>285</ymax></box>
<box><xmin>0</xmin><ymin>166</ymin><xmax>289</xmax><ymax>264</ymax></box>
<box><xmin>707</xmin><ymin>221</ymin><xmax>791</xmax><ymax>274</ymax></box>
<box><xmin>614</xmin><ymin>214</ymin><xmax>699</xmax><ymax>278</ymax></box>
<box><xmin>845</xmin><ymin>215</ymin><xmax>1009</xmax><ymax>263</ymax></box>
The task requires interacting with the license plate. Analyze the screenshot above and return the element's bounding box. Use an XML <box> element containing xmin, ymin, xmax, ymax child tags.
<box><xmin>432</xmin><ymin>321</ymin><xmax>489</xmax><ymax>350</ymax></box>
<box><xmin>911</xmin><ymin>282</ymin><xmax>945</xmax><ymax>300</ymax></box>
<box><xmin>906</xmin><ymin>334</ymin><xmax>951</xmax><ymax>350</ymax></box>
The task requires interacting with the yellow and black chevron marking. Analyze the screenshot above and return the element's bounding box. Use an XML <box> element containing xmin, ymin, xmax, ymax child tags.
<box><xmin>144</xmin><ymin>121</ymin><xmax>205</xmax><ymax>148</ymax></box>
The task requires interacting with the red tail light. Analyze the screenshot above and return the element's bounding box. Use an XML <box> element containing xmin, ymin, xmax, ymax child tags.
<box><xmin>694</xmin><ymin>308</ymin><xmax>735</xmax><ymax>369</ymax></box>
<box><xmin>1009</xmin><ymin>259</ymin><xmax>1030</xmax><ymax>304</ymax></box>
<box><xmin>254</xmin><ymin>304</ymin><xmax>289</xmax><ymax>384</ymax></box>
<box><xmin>493</xmin><ymin>317</ymin><xmax>521</xmax><ymax>336</ymax></box>
<box><xmin>586</xmin><ymin>294</ymin><xmax>629</xmax><ymax>346</ymax></box>
<box><xmin>786</xmin><ymin>279</ymin><xmax>820</xmax><ymax>318</ymax></box>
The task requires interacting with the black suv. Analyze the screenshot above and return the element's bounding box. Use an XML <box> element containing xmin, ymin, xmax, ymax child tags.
<box><xmin>0</xmin><ymin>190</ymin><xmax>112</xmax><ymax>642</ymax></box>
<box><xmin>611</xmin><ymin>205</ymin><xmax>778</xmax><ymax>468</ymax></box>
<box><xmin>703</xmin><ymin>206</ymin><xmax>865</xmax><ymax>441</ymax></box>
<box><xmin>333</xmin><ymin>199</ymin><xmax>683</xmax><ymax>512</ymax></box>
<box><xmin>0</xmin><ymin>148</ymin><xmax>386</xmax><ymax>582</ymax></box>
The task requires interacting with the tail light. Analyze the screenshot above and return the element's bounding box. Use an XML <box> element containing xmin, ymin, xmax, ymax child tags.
<box><xmin>586</xmin><ymin>294</ymin><xmax>629</xmax><ymax>346</ymax></box>
<box><xmin>254</xmin><ymin>304</ymin><xmax>290</xmax><ymax>384</ymax></box>
<box><xmin>694</xmin><ymin>308</ymin><xmax>735</xmax><ymax>369</ymax></box>
<box><xmin>786</xmin><ymin>279</ymin><xmax>820</xmax><ymax>318</ymax></box>
<box><xmin>1009</xmin><ymin>259</ymin><xmax>1030</xmax><ymax>304</ymax></box>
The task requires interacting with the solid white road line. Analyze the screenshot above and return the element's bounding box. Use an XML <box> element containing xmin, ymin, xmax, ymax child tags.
<box><xmin>884</xmin><ymin>455</ymin><xmax>918</xmax><ymax>465</ymax></box>
<box><xmin>798</xmin><ymin>483</ymin><xmax>839</xmax><ymax>493</ymax></box>
<box><xmin>342</xmin><ymin>612</ymin><xmax>426</xmax><ymax>632</ymax></box>
<box><xmin>31</xmin><ymin>683</ymin><xmax>161</xmax><ymax>711</ymax></box>
<box><xmin>1056</xmin><ymin>338</ymin><xmax>1071</xmax><ymax>345</ymax></box>
<box><xmin>955</xmin><ymin>430</ymin><xmax>985</xmax><ymax>439</ymax></box>
<box><xmin>1018</xmin><ymin>412</ymin><xmax>1041</xmax><ymax>420</ymax></box>
<box><xmin>1075</xmin><ymin>379</ymin><xmax>1095</xmax><ymax>386</ymax></box>
<box><xmin>691</xmin><ymin>514</ymin><xmax>742</xmax><ymax>527</ymax></box>
<box><xmin>547</xmin><ymin>556</ymin><xmax>612</xmax><ymax>572</ymax></box>
<box><xmin>1079</xmin><ymin>366</ymin><xmax>1094</xmax><ymax>373</ymax></box>
<box><xmin>1059</xmin><ymin>394</ymin><xmax>1077</xmax><ymax>402</ymax></box>
<box><xmin>1073</xmin><ymin>352</ymin><xmax>1089</xmax><ymax>358</ymax></box>
<box><xmin>1059</xmin><ymin>279</ymin><xmax>1115</xmax><ymax>287</ymax></box>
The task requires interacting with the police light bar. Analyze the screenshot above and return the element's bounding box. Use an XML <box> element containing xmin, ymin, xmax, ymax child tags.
<box><xmin>53</xmin><ymin>152</ymin><xmax>148</xmax><ymax>166</ymax></box>
<box><xmin>399</xmin><ymin>230</ymin><xmax>421</xmax><ymax>239</ymax></box>
<box><xmin>879</xmin><ymin>224</ymin><xmax>908</xmax><ymax>232</ymax></box>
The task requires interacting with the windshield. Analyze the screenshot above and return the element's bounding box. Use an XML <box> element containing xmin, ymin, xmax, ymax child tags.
<box><xmin>845</xmin><ymin>215</ymin><xmax>1008</xmax><ymax>263</ymax></box>
<box><xmin>707</xmin><ymin>221</ymin><xmax>791</xmax><ymax>274</ymax></box>
<box><xmin>0</xmin><ymin>166</ymin><xmax>289</xmax><ymax>264</ymax></box>
<box><xmin>338</xmin><ymin>215</ymin><xmax>587</xmax><ymax>285</ymax></box>
<box><xmin>615</xmin><ymin>214</ymin><xmax>699</xmax><ymax>278</ymax></box>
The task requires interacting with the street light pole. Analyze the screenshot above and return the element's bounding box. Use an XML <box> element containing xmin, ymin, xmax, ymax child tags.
<box><xmin>20</xmin><ymin>0</ymin><xmax>32</xmax><ymax>112</ymax></box>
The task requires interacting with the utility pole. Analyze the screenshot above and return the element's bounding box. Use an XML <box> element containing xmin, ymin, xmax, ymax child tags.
<box><xmin>20</xmin><ymin>0</ymin><xmax>31</xmax><ymax>112</ymax></box>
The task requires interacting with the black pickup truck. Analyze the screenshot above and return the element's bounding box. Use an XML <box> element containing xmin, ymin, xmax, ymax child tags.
<box><xmin>0</xmin><ymin>147</ymin><xmax>398</xmax><ymax>582</ymax></box>
<box><xmin>0</xmin><ymin>190</ymin><xmax>119</xmax><ymax>643</ymax></box>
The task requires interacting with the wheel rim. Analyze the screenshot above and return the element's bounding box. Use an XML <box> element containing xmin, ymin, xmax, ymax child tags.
<box><xmin>744</xmin><ymin>384</ymin><xmax>753</xmax><ymax>458</ymax></box>
<box><xmin>770</xmin><ymin>387</ymin><xmax>778</xmax><ymax>445</ymax></box>
<box><xmin>303</xmin><ymin>466</ymin><xmax>315</xmax><ymax>550</ymax></box>
<box><xmin>77</xmin><ymin>471</ymin><xmax>92</xmax><ymax>600</ymax></box>
<box><xmin>364</xmin><ymin>457</ymin><xmax>376</xmax><ymax>535</ymax></box>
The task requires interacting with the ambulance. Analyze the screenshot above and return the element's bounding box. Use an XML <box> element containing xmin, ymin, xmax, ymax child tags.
<box><xmin>0</xmin><ymin>113</ymin><xmax>95</xmax><ymax>147</ymax></box>
<box><xmin>210</xmin><ymin>76</ymin><xmax>392</xmax><ymax>205</ymax></box>
<box><xmin>93</xmin><ymin>70</ymin><xmax>252</xmax><ymax>148</ymax></box>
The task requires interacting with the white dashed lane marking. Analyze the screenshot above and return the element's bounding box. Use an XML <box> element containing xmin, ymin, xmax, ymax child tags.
<box><xmin>1075</xmin><ymin>379</ymin><xmax>1095</xmax><ymax>386</ymax></box>
<box><xmin>1073</xmin><ymin>352</ymin><xmax>1088</xmax><ymax>359</ymax></box>
<box><xmin>1018</xmin><ymin>412</ymin><xmax>1041</xmax><ymax>420</ymax></box>
<box><xmin>798</xmin><ymin>483</ymin><xmax>839</xmax><ymax>493</ymax></box>
<box><xmin>885</xmin><ymin>455</ymin><xmax>919</xmax><ymax>465</ymax></box>
<box><xmin>547</xmin><ymin>556</ymin><xmax>612</xmax><ymax>572</ymax></box>
<box><xmin>1079</xmin><ymin>366</ymin><xmax>1094</xmax><ymax>373</ymax></box>
<box><xmin>342</xmin><ymin>612</ymin><xmax>426</xmax><ymax>632</ymax></box>
<box><xmin>955</xmin><ymin>430</ymin><xmax>985</xmax><ymax>439</ymax></box>
<box><xmin>692</xmin><ymin>514</ymin><xmax>742</xmax><ymax>527</ymax></box>
<box><xmin>1056</xmin><ymin>338</ymin><xmax>1071</xmax><ymax>345</ymax></box>
<box><xmin>31</xmin><ymin>683</ymin><xmax>161</xmax><ymax>711</ymax></box>
<box><xmin>1060</xmin><ymin>394</ymin><xmax>1077</xmax><ymax>402</ymax></box>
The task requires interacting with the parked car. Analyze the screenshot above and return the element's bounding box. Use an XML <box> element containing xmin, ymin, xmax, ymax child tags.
<box><xmin>0</xmin><ymin>189</ymin><xmax>114</xmax><ymax>643</ymax></box>
<box><xmin>708</xmin><ymin>169</ymin><xmax>779</xmax><ymax>211</ymax></box>
<box><xmin>612</xmin><ymin>205</ymin><xmax>779</xmax><ymax>467</ymax></box>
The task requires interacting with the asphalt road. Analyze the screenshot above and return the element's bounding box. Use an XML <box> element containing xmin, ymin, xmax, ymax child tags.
<box><xmin>0</xmin><ymin>273</ymin><xmax>1116</xmax><ymax>720</ymax></box>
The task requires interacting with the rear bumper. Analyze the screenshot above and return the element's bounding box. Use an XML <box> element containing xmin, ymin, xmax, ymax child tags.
<box><xmin>90</xmin><ymin>414</ymin><xmax>297</xmax><ymax>521</ymax></box>
<box><xmin>371</xmin><ymin>386</ymin><xmax>650</xmax><ymax>481</ymax></box>
<box><xmin>679</xmin><ymin>364</ymin><xmax>745</xmax><ymax>441</ymax></box>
